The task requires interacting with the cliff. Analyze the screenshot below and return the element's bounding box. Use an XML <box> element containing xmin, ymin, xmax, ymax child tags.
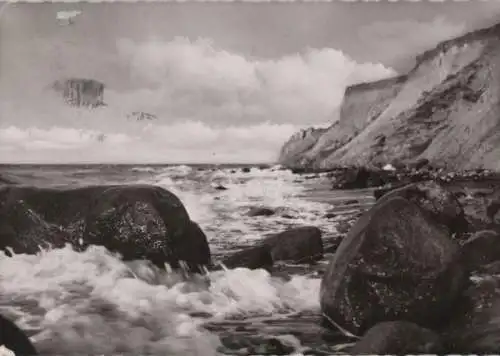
<box><xmin>279</xmin><ymin>22</ymin><xmax>500</xmax><ymax>171</ymax></box>
<box><xmin>52</xmin><ymin>78</ymin><xmax>105</xmax><ymax>108</ymax></box>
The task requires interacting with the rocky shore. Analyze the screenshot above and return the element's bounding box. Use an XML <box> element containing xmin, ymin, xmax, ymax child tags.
<box><xmin>1</xmin><ymin>165</ymin><xmax>500</xmax><ymax>354</ymax></box>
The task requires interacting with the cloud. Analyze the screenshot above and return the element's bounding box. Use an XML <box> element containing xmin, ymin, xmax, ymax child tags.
<box><xmin>359</xmin><ymin>17</ymin><xmax>467</xmax><ymax>65</ymax></box>
<box><xmin>114</xmin><ymin>37</ymin><xmax>396</xmax><ymax>126</ymax></box>
<box><xmin>0</xmin><ymin>36</ymin><xmax>396</xmax><ymax>163</ymax></box>
<box><xmin>0</xmin><ymin>122</ymin><xmax>304</xmax><ymax>163</ymax></box>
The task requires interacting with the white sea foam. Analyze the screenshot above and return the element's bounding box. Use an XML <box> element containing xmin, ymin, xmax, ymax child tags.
<box><xmin>139</xmin><ymin>166</ymin><xmax>334</xmax><ymax>250</ymax></box>
<box><xmin>0</xmin><ymin>245</ymin><xmax>321</xmax><ymax>355</ymax></box>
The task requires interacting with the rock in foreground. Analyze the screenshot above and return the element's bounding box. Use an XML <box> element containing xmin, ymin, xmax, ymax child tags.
<box><xmin>0</xmin><ymin>185</ymin><xmax>211</xmax><ymax>272</ymax></box>
<box><xmin>0</xmin><ymin>314</ymin><xmax>38</xmax><ymax>355</ymax></box>
<box><xmin>320</xmin><ymin>196</ymin><xmax>467</xmax><ymax>335</ymax></box>
<box><xmin>350</xmin><ymin>321</ymin><xmax>443</xmax><ymax>355</ymax></box>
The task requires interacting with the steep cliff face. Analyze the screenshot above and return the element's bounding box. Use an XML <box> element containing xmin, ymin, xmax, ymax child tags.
<box><xmin>53</xmin><ymin>78</ymin><xmax>105</xmax><ymax>108</ymax></box>
<box><xmin>279</xmin><ymin>23</ymin><xmax>500</xmax><ymax>171</ymax></box>
<box><xmin>279</xmin><ymin>127</ymin><xmax>327</xmax><ymax>167</ymax></box>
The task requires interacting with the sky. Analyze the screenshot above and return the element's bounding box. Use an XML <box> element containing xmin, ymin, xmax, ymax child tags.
<box><xmin>1</xmin><ymin>0</ymin><xmax>500</xmax><ymax>164</ymax></box>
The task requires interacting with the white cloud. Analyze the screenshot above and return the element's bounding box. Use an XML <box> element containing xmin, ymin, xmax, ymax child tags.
<box><xmin>0</xmin><ymin>36</ymin><xmax>396</xmax><ymax>163</ymax></box>
<box><xmin>114</xmin><ymin>37</ymin><xmax>396</xmax><ymax>125</ymax></box>
<box><xmin>0</xmin><ymin>122</ymin><xmax>302</xmax><ymax>163</ymax></box>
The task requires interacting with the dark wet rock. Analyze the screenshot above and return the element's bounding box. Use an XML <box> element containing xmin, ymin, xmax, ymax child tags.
<box><xmin>176</xmin><ymin>221</ymin><xmax>211</xmax><ymax>271</ymax></box>
<box><xmin>280</xmin><ymin>214</ymin><xmax>295</xmax><ymax>219</ymax></box>
<box><xmin>331</xmin><ymin>167</ymin><xmax>400</xmax><ymax>190</ymax></box>
<box><xmin>0</xmin><ymin>185</ymin><xmax>211</xmax><ymax>272</ymax></box>
<box><xmin>443</xmin><ymin>278</ymin><xmax>500</xmax><ymax>353</ymax></box>
<box><xmin>324</xmin><ymin>212</ymin><xmax>337</xmax><ymax>219</ymax></box>
<box><xmin>344</xmin><ymin>199</ymin><xmax>359</xmax><ymax>205</ymax></box>
<box><xmin>214</xmin><ymin>185</ymin><xmax>228</xmax><ymax>191</ymax></box>
<box><xmin>247</xmin><ymin>207</ymin><xmax>275</xmax><ymax>217</ymax></box>
<box><xmin>241</xmin><ymin>167</ymin><xmax>251</xmax><ymax>173</ymax></box>
<box><xmin>377</xmin><ymin>180</ymin><xmax>469</xmax><ymax>237</ymax></box>
<box><xmin>320</xmin><ymin>196</ymin><xmax>468</xmax><ymax>335</ymax></box>
<box><xmin>461</xmin><ymin>230</ymin><xmax>500</xmax><ymax>272</ymax></box>
<box><xmin>0</xmin><ymin>314</ymin><xmax>38</xmax><ymax>355</ymax></box>
<box><xmin>262</xmin><ymin>226</ymin><xmax>323</xmax><ymax>264</ymax></box>
<box><xmin>220</xmin><ymin>336</ymin><xmax>295</xmax><ymax>355</ymax></box>
<box><xmin>221</xmin><ymin>245</ymin><xmax>273</xmax><ymax>271</ymax></box>
<box><xmin>350</xmin><ymin>321</ymin><xmax>443</xmax><ymax>355</ymax></box>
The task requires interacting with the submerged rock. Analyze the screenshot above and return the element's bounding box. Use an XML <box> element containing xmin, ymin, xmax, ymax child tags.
<box><xmin>214</xmin><ymin>184</ymin><xmax>228</xmax><ymax>191</ymax></box>
<box><xmin>0</xmin><ymin>185</ymin><xmax>211</xmax><ymax>272</ymax></box>
<box><xmin>247</xmin><ymin>207</ymin><xmax>275</xmax><ymax>217</ymax></box>
<box><xmin>350</xmin><ymin>321</ymin><xmax>443</xmax><ymax>355</ymax></box>
<box><xmin>0</xmin><ymin>314</ymin><xmax>38</xmax><ymax>355</ymax></box>
<box><xmin>262</xmin><ymin>226</ymin><xmax>323</xmax><ymax>264</ymax></box>
<box><xmin>320</xmin><ymin>196</ymin><xmax>467</xmax><ymax>335</ymax></box>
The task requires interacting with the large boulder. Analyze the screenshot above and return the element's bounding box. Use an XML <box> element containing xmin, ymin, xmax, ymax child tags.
<box><xmin>320</xmin><ymin>196</ymin><xmax>468</xmax><ymax>335</ymax></box>
<box><xmin>350</xmin><ymin>321</ymin><xmax>443</xmax><ymax>355</ymax></box>
<box><xmin>0</xmin><ymin>185</ymin><xmax>211</xmax><ymax>272</ymax></box>
<box><xmin>377</xmin><ymin>181</ymin><xmax>469</xmax><ymax>236</ymax></box>
<box><xmin>262</xmin><ymin>226</ymin><xmax>323</xmax><ymax>264</ymax></box>
<box><xmin>0</xmin><ymin>314</ymin><xmax>38</xmax><ymax>355</ymax></box>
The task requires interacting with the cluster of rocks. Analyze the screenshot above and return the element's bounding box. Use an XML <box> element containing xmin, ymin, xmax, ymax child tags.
<box><xmin>2</xmin><ymin>173</ymin><xmax>500</xmax><ymax>354</ymax></box>
<box><xmin>320</xmin><ymin>180</ymin><xmax>500</xmax><ymax>354</ymax></box>
<box><xmin>324</xmin><ymin>160</ymin><xmax>499</xmax><ymax>191</ymax></box>
<box><xmin>0</xmin><ymin>181</ymin><xmax>328</xmax><ymax>354</ymax></box>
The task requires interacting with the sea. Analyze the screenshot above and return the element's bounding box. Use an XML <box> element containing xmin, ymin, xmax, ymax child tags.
<box><xmin>0</xmin><ymin>163</ymin><xmax>376</xmax><ymax>356</ymax></box>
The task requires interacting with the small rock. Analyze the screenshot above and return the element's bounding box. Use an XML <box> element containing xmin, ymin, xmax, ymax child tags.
<box><xmin>262</xmin><ymin>226</ymin><xmax>323</xmax><ymax>264</ymax></box>
<box><xmin>247</xmin><ymin>207</ymin><xmax>275</xmax><ymax>217</ymax></box>
<box><xmin>214</xmin><ymin>185</ymin><xmax>228</xmax><ymax>191</ymax></box>
<box><xmin>221</xmin><ymin>245</ymin><xmax>273</xmax><ymax>271</ymax></box>
<box><xmin>242</xmin><ymin>167</ymin><xmax>251</xmax><ymax>173</ymax></box>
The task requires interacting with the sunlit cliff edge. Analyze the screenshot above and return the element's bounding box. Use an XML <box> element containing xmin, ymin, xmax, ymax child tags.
<box><xmin>278</xmin><ymin>22</ymin><xmax>500</xmax><ymax>171</ymax></box>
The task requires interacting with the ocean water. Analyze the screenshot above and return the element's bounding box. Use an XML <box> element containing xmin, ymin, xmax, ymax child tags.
<box><xmin>0</xmin><ymin>164</ymin><xmax>375</xmax><ymax>355</ymax></box>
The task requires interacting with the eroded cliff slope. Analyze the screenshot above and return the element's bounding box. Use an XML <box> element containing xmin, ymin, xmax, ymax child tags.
<box><xmin>279</xmin><ymin>23</ymin><xmax>500</xmax><ymax>171</ymax></box>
